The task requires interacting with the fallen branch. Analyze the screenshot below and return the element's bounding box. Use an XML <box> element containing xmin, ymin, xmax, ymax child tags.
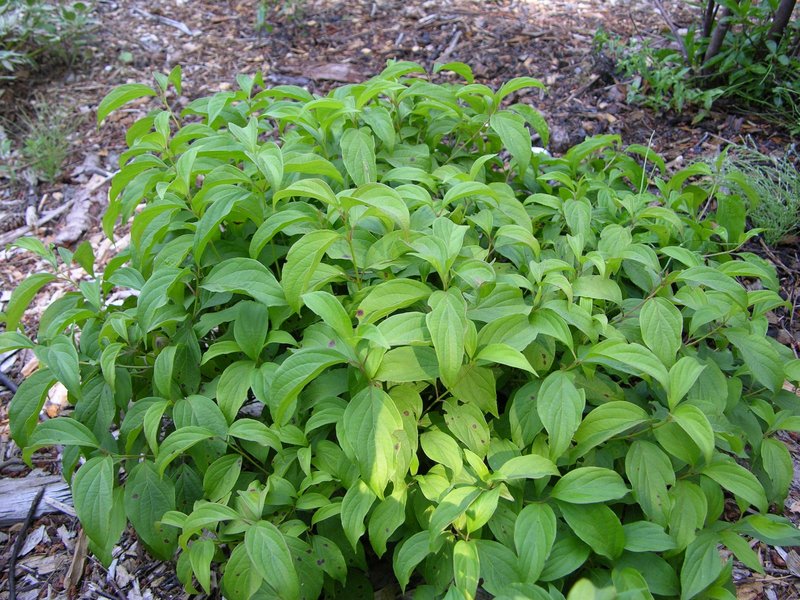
<box><xmin>8</xmin><ymin>486</ymin><xmax>44</xmax><ymax>600</ymax></box>
<box><xmin>0</xmin><ymin>198</ymin><xmax>76</xmax><ymax>247</ymax></box>
<box><xmin>131</xmin><ymin>7</ymin><xmax>199</xmax><ymax>36</ymax></box>
<box><xmin>0</xmin><ymin>474</ymin><xmax>73</xmax><ymax>527</ymax></box>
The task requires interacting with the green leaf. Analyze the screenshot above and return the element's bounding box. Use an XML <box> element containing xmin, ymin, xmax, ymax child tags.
<box><xmin>514</xmin><ymin>503</ymin><xmax>556</xmax><ymax>581</ymax></box>
<box><xmin>302</xmin><ymin>291</ymin><xmax>352</xmax><ymax>340</ymax></box>
<box><xmin>341</xmin><ymin>479</ymin><xmax>376</xmax><ymax>550</ymax></box>
<box><xmin>492</xmin><ymin>454</ymin><xmax>559</xmax><ymax>481</ymax></box>
<box><xmin>9</xmin><ymin>369</ymin><xmax>55</xmax><ymax>448</ymax></box>
<box><xmin>668</xmin><ymin>357</ymin><xmax>706</xmax><ymax>409</ymax></box>
<box><xmin>193</xmin><ymin>186</ymin><xmax>251</xmax><ymax>260</ymax></box>
<box><xmin>35</xmin><ymin>335</ymin><xmax>81</xmax><ymax>399</ymax></box>
<box><xmin>420</xmin><ymin>429</ymin><xmax>463</xmax><ymax>474</ymax></box>
<box><xmin>639</xmin><ymin>297</ymin><xmax>682</xmax><ymax>366</ymax></box>
<box><xmin>572</xmin><ymin>276</ymin><xmax>622</xmax><ymax>305</ymax></box>
<box><xmin>3</xmin><ymin>273</ymin><xmax>56</xmax><ymax>330</ymax></box>
<box><xmin>281</xmin><ymin>230</ymin><xmax>341</xmax><ymax>313</ymax></box>
<box><xmin>98</xmin><ymin>83</ymin><xmax>157</xmax><ymax>123</ymax></box>
<box><xmin>271</xmin><ymin>348</ymin><xmax>346</xmax><ymax>425</ymax></box>
<box><xmin>100</xmin><ymin>342</ymin><xmax>125</xmax><ymax>389</ymax></box>
<box><xmin>625</xmin><ymin>441</ymin><xmax>674</xmax><ymax>525</ymax></box>
<box><xmin>489</xmin><ymin>111</ymin><xmax>531</xmax><ymax>176</ymax></box>
<box><xmin>201</xmin><ymin>258</ymin><xmax>286</xmax><ymax>308</ymax></box>
<box><xmin>375</xmin><ymin>346</ymin><xmax>439</xmax><ymax>382</ymax></box>
<box><xmin>124</xmin><ymin>461</ymin><xmax>177</xmax><ymax>559</ymax></box>
<box><xmin>341</xmin><ymin>386</ymin><xmax>404</xmax><ymax>497</ymax></box>
<box><xmin>234</xmin><ymin>301</ymin><xmax>269</xmax><ymax>361</ymax></box>
<box><xmin>155</xmin><ymin>426</ymin><xmax>217</xmax><ymax>475</ymax></box>
<box><xmin>622</xmin><ymin>521</ymin><xmax>677</xmax><ymax>552</ymax></box>
<box><xmin>227</xmin><ymin>418</ymin><xmax>281</xmax><ymax>450</ymax></box>
<box><xmin>573</xmin><ymin>401</ymin><xmax>649</xmax><ymax>455</ymax></box>
<box><xmin>475</xmin><ymin>343</ymin><xmax>536</xmax><ymax>374</ymax></box>
<box><xmin>72</xmin><ymin>456</ymin><xmax>115</xmax><ymax>552</ymax></box>
<box><xmin>216</xmin><ymin>360</ymin><xmax>255</xmax><ymax>424</ymax></box>
<box><xmin>719</xmin><ymin>530</ymin><xmax>764</xmax><ymax>575</ymax></box>
<box><xmin>550</xmin><ymin>467</ymin><xmax>628</xmax><ymax>504</ymax></box>
<box><xmin>429</xmin><ymin>486</ymin><xmax>482</xmax><ymax>540</ymax></box>
<box><xmin>724</xmin><ymin>329</ymin><xmax>783</xmax><ymax>392</ymax></box>
<box><xmin>358</xmin><ymin>279</ymin><xmax>432</xmax><ymax>323</ymax></box>
<box><xmin>671</xmin><ymin>404</ymin><xmax>715</xmax><ymax>463</ymax></box>
<box><xmin>558</xmin><ymin>501</ymin><xmax>624</xmax><ymax>560</ymax></box>
<box><xmin>341</xmin><ymin>128</ymin><xmax>377</xmax><ymax>186</ymax></box>
<box><xmin>702</xmin><ymin>458</ymin><xmax>768</xmax><ymax>512</ymax></box>
<box><xmin>137</xmin><ymin>267</ymin><xmax>186</xmax><ymax>333</ymax></box>
<box><xmin>434</xmin><ymin>61</ymin><xmax>475</xmax><ymax>83</ymax></box>
<box><xmin>272</xmin><ymin>177</ymin><xmax>339</xmax><ymax>206</ymax></box>
<box><xmin>394</xmin><ymin>531</ymin><xmax>430</xmax><ymax>591</ymax></box>
<box><xmin>222</xmin><ymin>543</ymin><xmax>261</xmax><ymax>600</ymax></box>
<box><xmin>495</xmin><ymin>76</ymin><xmax>545</xmax><ymax>103</ymax></box>
<box><xmin>311</xmin><ymin>535</ymin><xmax>348</xmax><ymax>583</ymax></box>
<box><xmin>536</xmin><ymin>371</ymin><xmax>584</xmax><ymax>459</ymax></box>
<box><xmin>426</xmin><ymin>289</ymin><xmax>467</xmax><ymax>389</ymax></box>
<box><xmin>244</xmin><ymin>521</ymin><xmax>300</xmax><ymax>600</ymax></box>
<box><xmin>189</xmin><ymin>539</ymin><xmax>216</xmax><ymax>594</ymax></box>
<box><xmin>24</xmin><ymin>417</ymin><xmax>100</xmax><ymax>463</ymax></box>
<box><xmin>453</xmin><ymin>540</ymin><xmax>480</xmax><ymax>600</ymax></box>
<box><xmin>203</xmin><ymin>454</ymin><xmax>242</xmax><ymax>501</ymax></box>
<box><xmin>585</xmin><ymin>340</ymin><xmax>669</xmax><ymax>389</ymax></box>
<box><xmin>680</xmin><ymin>535</ymin><xmax>724</xmax><ymax>600</ymax></box>
<box><xmin>369</xmin><ymin>484</ymin><xmax>407</xmax><ymax>557</ymax></box>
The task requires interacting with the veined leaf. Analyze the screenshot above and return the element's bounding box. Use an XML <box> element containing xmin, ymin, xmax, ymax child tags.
<box><xmin>341</xmin><ymin>386</ymin><xmax>404</xmax><ymax>497</ymax></box>
<box><xmin>536</xmin><ymin>371</ymin><xmax>584</xmax><ymax>459</ymax></box>
<box><xmin>270</xmin><ymin>348</ymin><xmax>346</xmax><ymax>425</ymax></box>
<box><xmin>245</xmin><ymin>521</ymin><xmax>300</xmax><ymax>600</ymax></box>
<box><xmin>281</xmin><ymin>230</ymin><xmax>341</xmax><ymax>313</ymax></box>
<box><xmin>426</xmin><ymin>289</ymin><xmax>467</xmax><ymax>389</ymax></box>
<box><xmin>201</xmin><ymin>258</ymin><xmax>285</xmax><ymax>307</ymax></box>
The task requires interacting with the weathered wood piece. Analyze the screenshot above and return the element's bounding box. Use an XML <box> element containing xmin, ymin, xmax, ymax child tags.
<box><xmin>0</xmin><ymin>475</ymin><xmax>73</xmax><ymax>527</ymax></box>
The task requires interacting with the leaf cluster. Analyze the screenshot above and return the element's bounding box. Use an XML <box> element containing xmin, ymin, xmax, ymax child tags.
<box><xmin>0</xmin><ymin>0</ymin><xmax>93</xmax><ymax>81</ymax></box>
<box><xmin>5</xmin><ymin>61</ymin><xmax>800</xmax><ymax>599</ymax></box>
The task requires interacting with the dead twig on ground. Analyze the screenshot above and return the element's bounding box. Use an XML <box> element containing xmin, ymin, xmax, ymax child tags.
<box><xmin>8</xmin><ymin>486</ymin><xmax>45</xmax><ymax>600</ymax></box>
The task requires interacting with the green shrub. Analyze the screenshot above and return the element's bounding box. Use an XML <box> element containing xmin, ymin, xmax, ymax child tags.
<box><xmin>596</xmin><ymin>0</ymin><xmax>800</xmax><ymax>127</ymax></box>
<box><xmin>5</xmin><ymin>61</ymin><xmax>800</xmax><ymax>599</ymax></box>
<box><xmin>0</xmin><ymin>0</ymin><xmax>93</xmax><ymax>81</ymax></box>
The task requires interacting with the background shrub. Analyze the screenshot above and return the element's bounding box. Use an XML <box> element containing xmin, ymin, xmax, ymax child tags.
<box><xmin>597</xmin><ymin>0</ymin><xmax>800</xmax><ymax>127</ymax></box>
<box><xmin>4</xmin><ymin>61</ymin><xmax>800</xmax><ymax>599</ymax></box>
<box><xmin>0</xmin><ymin>0</ymin><xmax>93</xmax><ymax>81</ymax></box>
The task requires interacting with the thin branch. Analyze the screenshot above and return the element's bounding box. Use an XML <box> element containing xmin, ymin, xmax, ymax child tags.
<box><xmin>8</xmin><ymin>487</ymin><xmax>45</xmax><ymax>600</ymax></box>
<box><xmin>653</xmin><ymin>0</ymin><xmax>690</xmax><ymax>64</ymax></box>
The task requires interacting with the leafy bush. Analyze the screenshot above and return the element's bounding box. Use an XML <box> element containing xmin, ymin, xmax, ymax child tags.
<box><xmin>0</xmin><ymin>0</ymin><xmax>93</xmax><ymax>81</ymax></box>
<box><xmin>5</xmin><ymin>61</ymin><xmax>800</xmax><ymax>599</ymax></box>
<box><xmin>597</xmin><ymin>0</ymin><xmax>800</xmax><ymax>126</ymax></box>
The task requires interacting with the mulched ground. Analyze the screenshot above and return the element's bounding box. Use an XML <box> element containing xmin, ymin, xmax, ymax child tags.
<box><xmin>1</xmin><ymin>0</ymin><xmax>799</xmax><ymax>598</ymax></box>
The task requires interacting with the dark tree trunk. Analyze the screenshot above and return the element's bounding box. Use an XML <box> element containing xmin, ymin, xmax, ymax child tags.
<box><xmin>702</xmin><ymin>0</ymin><xmax>716</xmax><ymax>39</ymax></box>
<box><xmin>767</xmin><ymin>0</ymin><xmax>797</xmax><ymax>44</ymax></box>
<box><xmin>702</xmin><ymin>5</ymin><xmax>735</xmax><ymax>75</ymax></box>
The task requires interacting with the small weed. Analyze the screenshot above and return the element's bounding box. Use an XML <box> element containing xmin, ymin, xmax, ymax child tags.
<box><xmin>721</xmin><ymin>141</ymin><xmax>800</xmax><ymax>246</ymax></box>
<box><xmin>20</xmin><ymin>101</ymin><xmax>75</xmax><ymax>183</ymax></box>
